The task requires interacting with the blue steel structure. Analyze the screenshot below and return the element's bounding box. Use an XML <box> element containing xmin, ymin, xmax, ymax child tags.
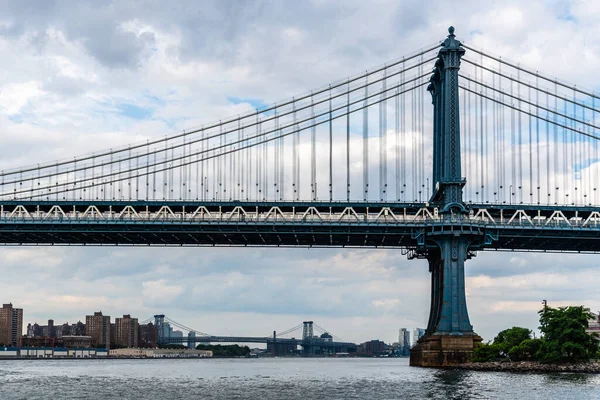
<box><xmin>154</xmin><ymin>318</ymin><xmax>356</xmax><ymax>356</ymax></box>
<box><xmin>1</xmin><ymin>27</ymin><xmax>600</xmax><ymax>366</ymax></box>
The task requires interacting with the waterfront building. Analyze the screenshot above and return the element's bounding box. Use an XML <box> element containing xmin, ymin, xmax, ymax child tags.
<box><xmin>0</xmin><ymin>303</ymin><xmax>23</xmax><ymax>347</ymax></box>
<box><xmin>109</xmin><ymin>348</ymin><xmax>212</xmax><ymax>358</ymax></box>
<box><xmin>115</xmin><ymin>315</ymin><xmax>139</xmax><ymax>348</ymax></box>
<box><xmin>86</xmin><ymin>312</ymin><xmax>111</xmax><ymax>349</ymax></box>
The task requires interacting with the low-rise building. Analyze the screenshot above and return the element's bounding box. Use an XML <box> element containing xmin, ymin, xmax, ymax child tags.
<box><xmin>20</xmin><ymin>347</ymin><xmax>55</xmax><ymax>357</ymax></box>
<box><xmin>109</xmin><ymin>348</ymin><xmax>212</xmax><ymax>358</ymax></box>
<box><xmin>0</xmin><ymin>347</ymin><xmax>18</xmax><ymax>357</ymax></box>
<box><xmin>61</xmin><ymin>335</ymin><xmax>92</xmax><ymax>348</ymax></box>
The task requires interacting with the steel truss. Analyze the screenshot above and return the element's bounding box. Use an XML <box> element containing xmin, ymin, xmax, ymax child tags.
<box><xmin>1</xmin><ymin>201</ymin><xmax>600</xmax><ymax>252</ymax></box>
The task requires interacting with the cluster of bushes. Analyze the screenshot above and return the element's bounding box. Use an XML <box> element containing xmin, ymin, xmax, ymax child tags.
<box><xmin>195</xmin><ymin>344</ymin><xmax>250</xmax><ymax>357</ymax></box>
<box><xmin>474</xmin><ymin>306</ymin><xmax>599</xmax><ymax>363</ymax></box>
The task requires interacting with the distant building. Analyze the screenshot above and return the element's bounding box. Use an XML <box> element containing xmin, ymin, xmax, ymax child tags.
<box><xmin>398</xmin><ymin>328</ymin><xmax>410</xmax><ymax>356</ymax></box>
<box><xmin>115</xmin><ymin>315</ymin><xmax>139</xmax><ymax>348</ymax></box>
<box><xmin>139</xmin><ymin>323</ymin><xmax>158</xmax><ymax>348</ymax></box>
<box><xmin>587</xmin><ymin>312</ymin><xmax>600</xmax><ymax>336</ymax></box>
<box><xmin>359</xmin><ymin>340</ymin><xmax>386</xmax><ymax>356</ymax></box>
<box><xmin>86</xmin><ymin>312</ymin><xmax>111</xmax><ymax>349</ymax></box>
<box><xmin>109</xmin><ymin>348</ymin><xmax>212</xmax><ymax>358</ymax></box>
<box><xmin>413</xmin><ymin>328</ymin><xmax>426</xmax><ymax>345</ymax></box>
<box><xmin>56</xmin><ymin>322</ymin><xmax>74</xmax><ymax>337</ymax></box>
<box><xmin>0</xmin><ymin>303</ymin><xmax>23</xmax><ymax>347</ymax></box>
<box><xmin>21</xmin><ymin>335</ymin><xmax>56</xmax><ymax>348</ymax></box>
<box><xmin>61</xmin><ymin>335</ymin><xmax>92</xmax><ymax>348</ymax></box>
<box><xmin>187</xmin><ymin>331</ymin><xmax>196</xmax><ymax>349</ymax></box>
<box><xmin>171</xmin><ymin>330</ymin><xmax>184</xmax><ymax>344</ymax></box>
<box><xmin>47</xmin><ymin>319</ymin><xmax>55</xmax><ymax>338</ymax></box>
<box><xmin>320</xmin><ymin>332</ymin><xmax>333</xmax><ymax>342</ymax></box>
<box><xmin>72</xmin><ymin>321</ymin><xmax>86</xmax><ymax>336</ymax></box>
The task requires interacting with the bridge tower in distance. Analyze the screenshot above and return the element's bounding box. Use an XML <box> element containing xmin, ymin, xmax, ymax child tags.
<box><xmin>302</xmin><ymin>321</ymin><xmax>314</xmax><ymax>340</ymax></box>
<box><xmin>409</xmin><ymin>27</ymin><xmax>483</xmax><ymax>367</ymax></box>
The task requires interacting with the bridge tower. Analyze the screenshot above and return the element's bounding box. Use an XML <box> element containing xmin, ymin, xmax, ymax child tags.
<box><xmin>409</xmin><ymin>27</ymin><xmax>483</xmax><ymax>367</ymax></box>
<box><xmin>302</xmin><ymin>321</ymin><xmax>315</xmax><ymax>356</ymax></box>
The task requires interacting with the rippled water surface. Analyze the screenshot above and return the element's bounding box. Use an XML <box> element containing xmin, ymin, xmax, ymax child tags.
<box><xmin>1</xmin><ymin>358</ymin><xmax>599</xmax><ymax>399</ymax></box>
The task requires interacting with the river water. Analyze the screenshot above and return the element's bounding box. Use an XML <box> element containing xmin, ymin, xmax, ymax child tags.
<box><xmin>0</xmin><ymin>358</ymin><xmax>599</xmax><ymax>399</ymax></box>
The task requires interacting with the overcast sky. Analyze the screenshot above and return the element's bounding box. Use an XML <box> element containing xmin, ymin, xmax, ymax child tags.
<box><xmin>1</xmin><ymin>0</ymin><xmax>600</xmax><ymax>344</ymax></box>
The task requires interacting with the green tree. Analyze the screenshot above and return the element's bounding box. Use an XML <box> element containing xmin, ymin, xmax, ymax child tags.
<box><xmin>494</xmin><ymin>327</ymin><xmax>532</xmax><ymax>355</ymax></box>
<box><xmin>473</xmin><ymin>342</ymin><xmax>504</xmax><ymax>362</ymax></box>
<box><xmin>537</xmin><ymin>306</ymin><xmax>599</xmax><ymax>363</ymax></box>
<box><xmin>507</xmin><ymin>338</ymin><xmax>543</xmax><ymax>361</ymax></box>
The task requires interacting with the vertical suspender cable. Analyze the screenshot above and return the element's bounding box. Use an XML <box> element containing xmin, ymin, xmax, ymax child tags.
<box><xmin>401</xmin><ymin>67</ymin><xmax>406</xmax><ymax>201</ymax></box>
<box><xmin>293</xmin><ymin>100</ymin><xmax>299</xmax><ymax>201</ymax></box>
<box><xmin>517</xmin><ymin>69</ymin><xmax>522</xmax><ymax>203</ymax></box>
<box><xmin>255</xmin><ymin>113</ymin><xmax>259</xmax><ymax>200</ymax></box>
<box><xmin>467</xmin><ymin>75</ymin><xmax>472</xmax><ymax>201</ymax></box>
<box><xmin>528</xmin><ymin>85</ymin><xmax>533</xmax><ymax>204</ymax></box>
<box><xmin>363</xmin><ymin>76</ymin><xmax>369</xmax><ymax>201</ymax></box>
<box><xmin>419</xmin><ymin>58</ymin><xmax>425</xmax><ymax>200</ymax></box>
<box><xmin>475</xmin><ymin>66</ymin><xmax>480</xmax><ymax>201</ymax></box>
<box><xmin>536</xmin><ymin>76</ymin><xmax>540</xmax><ymax>204</ymax></box>
<box><xmin>395</xmin><ymin>86</ymin><xmax>400</xmax><ymax>201</ymax></box>
<box><xmin>347</xmin><ymin>81</ymin><xmax>351</xmax><ymax>201</ymax></box>
<box><xmin>594</xmin><ymin>96</ymin><xmax>597</xmax><ymax>204</ymax></box>
<box><xmin>329</xmin><ymin>89</ymin><xmax>333</xmax><ymax>201</ymax></box>
<box><xmin>480</xmin><ymin>71</ymin><xmax>484</xmax><ymax>202</ymax></box>
<box><xmin>310</xmin><ymin>96</ymin><xmax>317</xmax><ymax>201</ymax></box>
<box><xmin>274</xmin><ymin>109</ymin><xmax>279</xmax><ymax>201</ymax></box>
<box><xmin>546</xmin><ymin>92</ymin><xmax>551</xmax><ymax>204</ymax></box>
<box><xmin>510</xmin><ymin>78</ymin><xmax>515</xmax><ymax>204</ymax></box>
<box><xmin>380</xmin><ymin>68</ymin><xmax>387</xmax><ymax>201</ymax></box>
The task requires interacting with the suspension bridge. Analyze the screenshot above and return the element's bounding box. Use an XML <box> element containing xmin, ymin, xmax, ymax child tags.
<box><xmin>1</xmin><ymin>26</ymin><xmax>599</xmax><ymax>366</ymax></box>
<box><xmin>145</xmin><ymin>316</ymin><xmax>357</xmax><ymax>356</ymax></box>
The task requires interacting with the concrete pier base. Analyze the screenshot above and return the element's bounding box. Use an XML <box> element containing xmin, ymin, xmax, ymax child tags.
<box><xmin>409</xmin><ymin>334</ymin><xmax>482</xmax><ymax>367</ymax></box>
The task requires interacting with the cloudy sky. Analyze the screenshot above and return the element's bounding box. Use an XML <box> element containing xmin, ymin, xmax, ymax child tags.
<box><xmin>1</xmin><ymin>0</ymin><xmax>600</xmax><ymax>344</ymax></box>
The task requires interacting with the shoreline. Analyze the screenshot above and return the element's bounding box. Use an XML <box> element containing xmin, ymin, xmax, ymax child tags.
<box><xmin>454</xmin><ymin>361</ymin><xmax>600</xmax><ymax>374</ymax></box>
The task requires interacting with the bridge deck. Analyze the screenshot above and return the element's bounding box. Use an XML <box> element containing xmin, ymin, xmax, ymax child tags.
<box><xmin>1</xmin><ymin>201</ymin><xmax>600</xmax><ymax>252</ymax></box>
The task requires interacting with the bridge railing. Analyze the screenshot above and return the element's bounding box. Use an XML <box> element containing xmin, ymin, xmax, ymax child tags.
<box><xmin>1</xmin><ymin>204</ymin><xmax>600</xmax><ymax>229</ymax></box>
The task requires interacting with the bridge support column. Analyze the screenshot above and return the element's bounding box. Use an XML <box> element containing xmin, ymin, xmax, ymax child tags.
<box><xmin>409</xmin><ymin>237</ymin><xmax>482</xmax><ymax>367</ymax></box>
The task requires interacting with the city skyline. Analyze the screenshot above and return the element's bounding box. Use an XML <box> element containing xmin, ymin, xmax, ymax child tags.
<box><xmin>16</xmin><ymin>303</ymin><xmax>425</xmax><ymax>348</ymax></box>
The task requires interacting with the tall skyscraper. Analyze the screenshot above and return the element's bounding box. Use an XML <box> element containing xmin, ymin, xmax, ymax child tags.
<box><xmin>398</xmin><ymin>328</ymin><xmax>411</xmax><ymax>356</ymax></box>
<box><xmin>413</xmin><ymin>328</ymin><xmax>426</xmax><ymax>345</ymax></box>
<box><xmin>115</xmin><ymin>314</ymin><xmax>139</xmax><ymax>348</ymax></box>
<box><xmin>86</xmin><ymin>311</ymin><xmax>111</xmax><ymax>349</ymax></box>
<box><xmin>0</xmin><ymin>303</ymin><xmax>23</xmax><ymax>347</ymax></box>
